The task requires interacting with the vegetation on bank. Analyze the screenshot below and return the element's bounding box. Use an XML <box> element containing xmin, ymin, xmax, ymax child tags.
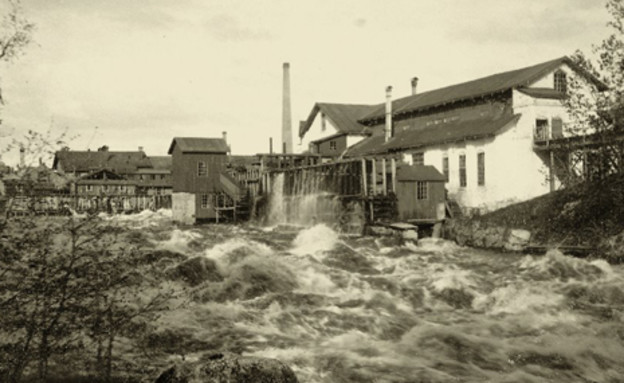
<box><xmin>472</xmin><ymin>172</ymin><xmax>624</xmax><ymax>251</ymax></box>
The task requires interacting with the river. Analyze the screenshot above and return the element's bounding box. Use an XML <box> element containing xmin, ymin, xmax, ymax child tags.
<box><xmin>118</xmin><ymin>210</ymin><xmax>624</xmax><ymax>382</ymax></box>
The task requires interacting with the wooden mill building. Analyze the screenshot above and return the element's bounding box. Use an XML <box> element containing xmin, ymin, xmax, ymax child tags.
<box><xmin>168</xmin><ymin>137</ymin><xmax>246</xmax><ymax>224</ymax></box>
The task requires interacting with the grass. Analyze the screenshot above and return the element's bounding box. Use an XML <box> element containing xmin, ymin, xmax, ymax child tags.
<box><xmin>475</xmin><ymin>172</ymin><xmax>624</xmax><ymax>247</ymax></box>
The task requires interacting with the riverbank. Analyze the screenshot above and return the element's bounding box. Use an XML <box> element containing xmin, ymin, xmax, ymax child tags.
<box><xmin>443</xmin><ymin>172</ymin><xmax>624</xmax><ymax>263</ymax></box>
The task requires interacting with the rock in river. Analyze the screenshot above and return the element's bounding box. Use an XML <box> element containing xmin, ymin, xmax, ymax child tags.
<box><xmin>155</xmin><ymin>352</ymin><xmax>299</xmax><ymax>383</ymax></box>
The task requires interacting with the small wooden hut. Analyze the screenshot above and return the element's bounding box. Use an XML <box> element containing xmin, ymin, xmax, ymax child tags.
<box><xmin>396</xmin><ymin>165</ymin><xmax>446</xmax><ymax>222</ymax></box>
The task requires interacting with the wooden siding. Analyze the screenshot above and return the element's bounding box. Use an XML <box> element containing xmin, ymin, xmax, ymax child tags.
<box><xmin>195</xmin><ymin>192</ymin><xmax>216</xmax><ymax>219</ymax></box>
<box><xmin>314</xmin><ymin>135</ymin><xmax>347</xmax><ymax>156</ymax></box>
<box><xmin>171</xmin><ymin>145</ymin><xmax>227</xmax><ymax>193</ymax></box>
<box><xmin>396</xmin><ymin>180</ymin><xmax>445</xmax><ymax>220</ymax></box>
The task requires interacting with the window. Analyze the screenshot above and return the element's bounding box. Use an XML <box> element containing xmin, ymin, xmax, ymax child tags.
<box><xmin>442</xmin><ymin>156</ymin><xmax>449</xmax><ymax>182</ymax></box>
<box><xmin>321</xmin><ymin>113</ymin><xmax>327</xmax><ymax>132</ymax></box>
<box><xmin>535</xmin><ymin>119</ymin><xmax>549</xmax><ymax>140</ymax></box>
<box><xmin>412</xmin><ymin>152</ymin><xmax>424</xmax><ymax>166</ymax></box>
<box><xmin>329</xmin><ymin>141</ymin><xmax>337</xmax><ymax>151</ymax></box>
<box><xmin>200</xmin><ymin>193</ymin><xmax>210</xmax><ymax>209</ymax></box>
<box><xmin>554</xmin><ymin>70</ymin><xmax>567</xmax><ymax>93</ymax></box>
<box><xmin>477</xmin><ymin>152</ymin><xmax>485</xmax><ymax>186</ymax></box>
<box><xmin>459</xmin><ymin>154</ymin><xmax>466</xmax><ymax>187</ymax></box>
<box><xmin>417</xmin><ymin>181</ymin><xmax>428</xmax><ymax>200</ymax></box>
<box><xmin>197</xmin><ymin>161</ymin><xmax>207</xmax><ymax>176</ymax></box>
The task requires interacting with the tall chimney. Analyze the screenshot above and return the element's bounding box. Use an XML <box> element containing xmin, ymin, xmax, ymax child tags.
<box><xmin>222</xmin><ymin>131</ymin><xmax>227</xmax><ymax>143</ymax></box>
<box><xmin>385</xmin><ymin>86</ymin><xmax>393</xmax><ymax>142</ymax></box>
<box><xmin>269</xmin><ymin>137</ymin><xmax>273</xmax><ymax>154</ymax></box>
<box><xmin>411</xmin><ymin>77</ymin><xmax>419</xmax><ymax>95</ymax></box>
<box><xmin>19</xmin><ymin>145</ymin><xmax>25</xmax><ymax>167</ymax></box>
<box><xmin>282</xmin><ymin>62</ymin><xmax>293</xmax><ymax>154</ymax></box>
<box><xmin>138</xmin><ymin>146</ymin><xmax>144</xmax><ymax>152</ymax></box>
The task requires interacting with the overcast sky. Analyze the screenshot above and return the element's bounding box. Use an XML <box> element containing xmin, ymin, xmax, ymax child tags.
<box><xmin>0</xmin><ymin>0</ymin><xmax>613</xmax><ymax>165</ymax></box>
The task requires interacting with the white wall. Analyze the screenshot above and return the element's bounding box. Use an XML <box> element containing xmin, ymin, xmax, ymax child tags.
<box><xmin>297</xmin><ymin>112</ymin><xmax>339</xmax><ymax>154</ymax></box>
<box><xmin>346</xmin><ymin>135</ymin><xmax>366</xmax><ymax>149</ymax></box>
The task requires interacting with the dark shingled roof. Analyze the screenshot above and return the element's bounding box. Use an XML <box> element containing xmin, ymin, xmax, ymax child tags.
<box><xmin>148</xmin><ymin>156</ymin><xmax>172</xmax><ymax>170</ymax></box>
<box><xmin>360</xmin><ymin>56</ymin><xmax>607</xmax><ymax>124</ymax></box>
<box><xmin>397</xmin><ymin>165</ymin><xmax>446</xmax><ymax>182</ymax></box>
<box><xmin>168</xmin><ymin>137</ymin><xmax>229</xmax><ymax>154</ymax></box>
<box><xmin>300</xmin><ymin>103</ymin><xmax>375</xmax><ymax>138</ymax></box>
<box><xmin>53</xmin><ymin>150</ymin><xmax>150</xmax><ymax>174</ymax></box>
<box><xmin>346</xmin><ymin>113</ymin><xmax>520</xmax><ymax>157</ymax></box>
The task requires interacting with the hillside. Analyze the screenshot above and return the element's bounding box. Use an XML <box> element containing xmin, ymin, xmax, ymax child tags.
<box><xmin>475</xmin><ymin>172</ymin><xmax>624</xmax><ymax>250</ymax></box>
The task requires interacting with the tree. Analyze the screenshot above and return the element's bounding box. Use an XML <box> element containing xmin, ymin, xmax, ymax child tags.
<box><xmin>563</xmin><ymin>0</ymin><xmax>624</xmax><ymax>182</ymax></box>
<box><xmin>0</xmin><ymin>0</ymin><xmax>34</xmax><ymax>105</ymax></box>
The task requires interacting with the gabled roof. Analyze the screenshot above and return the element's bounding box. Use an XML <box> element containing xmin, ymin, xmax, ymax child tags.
<box><xmin>346</xmin><ymin>112</ymin><xmax>520</xmax><ymax>157</ymax></box>
<box><xmin>397</xmin><ymin>165</ymin><xmax>446</xmax><ymax>182</ymax></box>
<box><xmin>53</xmin><ymin>150</ymin><xmax>150</xmax><ymax>174</ymax></box>
<box><xmin>300</xmin><ymin>103</ymin><xmax>375</xmax><ymax>138</ymax></box>
<box><xmin>517</xmin><ymin>87</ymin><xmax>566</xmax><ymax>100</ymax></box>
<box><xmin>168</xmin><ymin>137</ymin><xmax>229</xmax><ymax>154</ymax></box>
<box><xmin>148</xmin><ymin>156</ymin><xmax>172</xmax><ymax>170</ymax></box>
<box><xmin>360</xmin><ymin>56</ymin><xmax>607</xmax><ymax>124</ymax></box>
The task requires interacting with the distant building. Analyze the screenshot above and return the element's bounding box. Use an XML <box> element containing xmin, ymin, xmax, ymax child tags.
<box><xmin>52</xmin><ymin>146</ymin><xmax>172</xmax><ymax>196</ymax></box>
<box><xmin>297</xmin><ymin>103</ymin><xmax>374</xmax><ymax>156</ymax></box>
<box><xmin>168</xmin><ymin>137</ymin><xmax>243</xmax><ymax>224</ymax></box>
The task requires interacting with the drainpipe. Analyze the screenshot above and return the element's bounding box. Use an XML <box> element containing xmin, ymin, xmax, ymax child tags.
<box><xmin>385</xmin><ymin>86</ymin><xmax>393</xmax><ymax>142</ymax></box>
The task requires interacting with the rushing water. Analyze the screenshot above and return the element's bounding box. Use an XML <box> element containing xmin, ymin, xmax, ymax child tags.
<box><xmin>114</xmin><ymin>210</ymin><xmax>624</xmax><ymax>383</ymax></box>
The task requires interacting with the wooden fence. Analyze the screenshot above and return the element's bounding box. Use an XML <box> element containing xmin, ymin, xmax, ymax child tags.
<box><xmin>4</xmin><ymin>194</ymin><xmax>172</xmax><ymax>216</ymax></box>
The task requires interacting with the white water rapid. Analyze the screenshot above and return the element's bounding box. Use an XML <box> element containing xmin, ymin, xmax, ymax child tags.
<box><xmin>123</xmin><ymin>212</ymin><xmax>624</xmax><ymax>382</ymax></box>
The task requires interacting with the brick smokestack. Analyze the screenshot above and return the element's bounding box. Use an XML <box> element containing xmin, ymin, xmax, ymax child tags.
<box><xmin>411</xmin><ymin>77</ymin><xmax>419</xmax><ymax>95</ymax></box>
<box><xmin>282</xmin><ymin>62</ymin><xmax>293</xmax><ymax>154</ymax></box>
<box><xmin>385</xmin><ymin>86</ymin><xmax>393</xmax><ymax>142</ymax></box>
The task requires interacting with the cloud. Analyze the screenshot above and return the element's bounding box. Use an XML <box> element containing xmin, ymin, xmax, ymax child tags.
<box><xmin>446</xmin><ymin>0</ymin><xmax>608</xmax><ymax>46</ymax></box>
<box><xmin>204</xmin><ymin>13</ymin><xmax>272</xmax><ymax>42</ymax></box>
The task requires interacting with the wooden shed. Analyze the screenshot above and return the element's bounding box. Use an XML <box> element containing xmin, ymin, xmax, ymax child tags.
<box><xmin>168</xmin><ymin>137</ymin><xmax>230</xmax><ymax>223</ymax></box>
<box><xmin>396</xmin><ymin>165</ymin><xmax>446</xmax><ymax>222</ymax></box>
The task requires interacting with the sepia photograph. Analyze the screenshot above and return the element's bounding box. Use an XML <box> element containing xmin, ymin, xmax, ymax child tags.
<box><xmin>1</xmin><ymin>0</ymin><xmax>623</xmax><ymax>382</ymax></box>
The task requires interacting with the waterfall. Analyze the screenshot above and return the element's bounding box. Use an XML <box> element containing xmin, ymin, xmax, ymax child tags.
<box><xmin>266</xmin><ymin>171</ymin><xmax>364</xmax><ymax>231</ymax></box>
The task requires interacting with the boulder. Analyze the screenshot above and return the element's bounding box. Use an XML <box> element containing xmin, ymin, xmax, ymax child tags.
<box><xmin>155</xmin><ymin>352</ymin><xmax>299</xmax><ymax>383</ymax></box>
<box><xmin>401</xmin><ymin>229</ymin><xmax>419</xmax><ymax>242</ymax></box>
<box><xmin>166</xmin><ymin>257</ymin><xmax>223</xmax><ymax>286</ymax></box>
<box><xmin>599</xmin><ymin>230</ymin><xmax>624</xmax><ymax>263</ymax></box>
<box><xmin>504</xmin><ymin>229</ymin><xmax>531</xmax><ymax>251</ymax></box>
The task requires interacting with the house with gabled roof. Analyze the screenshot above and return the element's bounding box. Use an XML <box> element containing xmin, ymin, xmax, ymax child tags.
<box><xmin>168</xmin><ymin>137</ymin><xmax>244</xmax><ymax>224</ymax></box>
<box><xmin>52</xmin><ymin>146</ymin><xmax>173</xmax><ymax>197</ymax></box>
<box><xmin>302</xmin><ymin>56</ymin><xmax>607</xmax><ymax>214</ymax></box>
<box><xmin>297</xmin><ymin>103</ymin><xmax>375</xmax><ymax>156</ymax></box>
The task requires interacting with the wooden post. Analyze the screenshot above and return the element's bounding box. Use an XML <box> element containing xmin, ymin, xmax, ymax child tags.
<box><xmin>361</xmin><ymin>158</ymin><xmax>367</xmax><ymax>196</ymax></box>
<box><xmin>260</xmin><ymin>157</ymin><xmax>265</xmax><ymax>194</ymax></box>
<box><xmin>381</xmin><ymin>158</ymin><xmax>387</xmax><ymax>195</ymax></box>
<box><xmin>391</xmin><ymin>158</ymin><xmax>397</xmax><ymax>193</ymax></box>
<box><xmin>371</xmin><ymin>158</ymin><xmax>377</xmax><ymax>196</ymax></box>
<box><xmin>549</xmin><ymin>150</ymin><xmax>555</xmax><ymax>191</ymax></box>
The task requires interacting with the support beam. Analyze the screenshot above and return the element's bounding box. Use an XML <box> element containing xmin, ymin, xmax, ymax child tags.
<box><xmin>371</xmin><ymin>158</ymin><xmax>377</xmax><ymax>196</ymax></box>
<box><xmin>361</xmin><ymin>158</ymin><xmax>367</xmax><ymax>196</ymax></box>
<box><xmin>391</xmin><ymin>158</ymin><xmax>397</xmax><ymax>193</ymax></box>
<box><xmin>549</xmin><ymin>150</ymin><xmax>555</xmax><ymax>192</ymax></box>
<box><xmin>381</xmin><ymin>158</ymin><xmax>387</xmax><ymax>195</ymax></box>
